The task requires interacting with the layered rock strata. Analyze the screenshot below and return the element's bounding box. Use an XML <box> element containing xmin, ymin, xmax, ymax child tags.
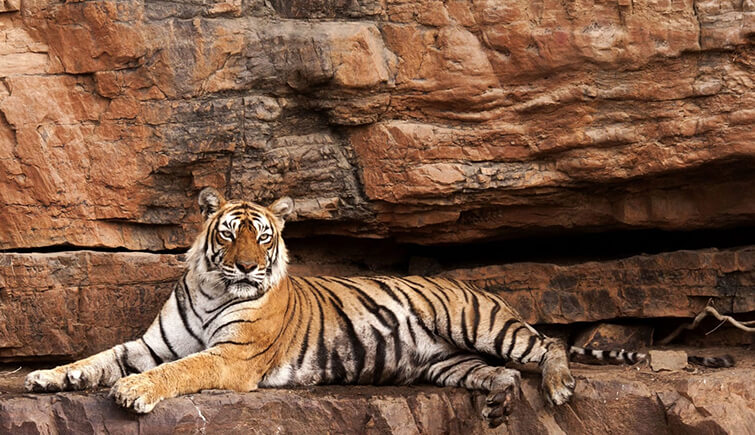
<box><xmin>2</xmin><ymin>246</ymin><xmax>751</xmax><ymax>362</ymax></box>
<box><xmin>1</xmin><ymin>0</ymin><xmax>753</xmax><ymax>249</ymax></box>
<box><xmin>1</xmin><ymin>354</ymin><xmax>753</xmax><ymax>435</ymax></box>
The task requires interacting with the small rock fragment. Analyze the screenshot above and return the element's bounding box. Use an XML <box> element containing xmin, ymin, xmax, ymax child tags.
<box><xmin>649</xmin><ymin>350</ymin><xmax>688</xmax><ymax>372</ymax></box>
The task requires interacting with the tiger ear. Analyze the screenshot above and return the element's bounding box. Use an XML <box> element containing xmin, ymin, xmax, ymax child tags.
<box><xmin>198</xmin><ymin>187</ymin><xmax>225</xmax><ymax>220</ymax></box>
<box><xmin>269</xmin><ymin>196</ymin><xmax>294</xmax><ymax>221</ymax></box>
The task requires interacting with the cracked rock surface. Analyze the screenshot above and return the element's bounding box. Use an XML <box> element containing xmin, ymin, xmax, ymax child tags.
<box><xmin>1</xmin><ymin>0</ymin><xmax>753</xmax><ymax>249</ymax></box>
<box><xmin>1</xmin><ymin>246</ymin><xmax>752</xmax><ymax>361</ymax></box>
<box><xmin>1</xmin><ymin>349</ymin><xmax>753</xmax><ymax>434</ymax></box>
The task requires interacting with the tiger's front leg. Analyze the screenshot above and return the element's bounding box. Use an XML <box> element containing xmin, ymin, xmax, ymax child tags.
<box><xmin>25</xmin><ymin>339</ymin><xmax>160</xmax><ymax>392</ymax></box>
<box><xmin>110</xmin><ymin>344</ymin><xmax>266</xmax><ymax>413</ymax></box>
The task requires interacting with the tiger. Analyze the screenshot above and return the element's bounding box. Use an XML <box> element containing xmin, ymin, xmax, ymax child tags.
<box><xmin>24</xmin><ymin>187</ymin><xmax>731</xmax><ymax>428</ymax></box>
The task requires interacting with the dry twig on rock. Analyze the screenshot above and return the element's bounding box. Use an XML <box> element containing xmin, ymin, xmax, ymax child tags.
<box><xmin>657</xmin><ymin>305</ymin><xmax>755</xmax><ymax>345</ymax></box>
<box><xmin>0</xmin><ymin>367</ymin><xmax>22</xmax><ymax>376</ymax></box>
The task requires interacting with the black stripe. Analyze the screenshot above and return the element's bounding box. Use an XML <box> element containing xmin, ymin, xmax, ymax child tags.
<box><xmin>504</xmin><ymin>326</ymin><xmax>525</xmax><ymax>358</ymax></box>
<box><xmin>460</xmin><ymin>307</ymin><xmax>474</xmax><ymax>349</ymax></box>
<box><xmin>296</xmin><ymin>317</ymin><xmax>312</xmax><ymax>369</ymax></box>
<box><xmin>370</xmin><ymin>277</ymin><xmax>436</xmax><ymax>340</ymax></box>
<box><xmin>141</xmin><ymin>338</ymin><xmax>163</xmax><ymax>365</ymax></box>
<box><xmin>158</xmin><ymin>311</ymin><xmax>179</xmax><ymax>360</ymax></box>
<box><xmin>114</xmin><ymin>347</ymin><xmax>127</xmax><ymax>377</ymax></box>
<box><xmin>436</xmin><ymin>356</ymin><xmax>480</xmax><ymax>385</ymax></box>
<box><xmin>518</xmin><ymin>334</ymin><xmax>539</xmax><ymax>361</ymax></box>
<box><xmin>469</xmin><ymin>292</ymin><xmax>480</xmax><ymax>346</ymax></box>
<box><xmin>310</xmin><ymin>285</ymin><xmax>329</xmax><ymax>381</ymax></box>
<box><xmin>494</xmin><ymin>319</ymin><xmax>519</xmax><ymax>357</ymax></box>
<box><xmin>324</xmin><ymin>278</ymin><xmax>395</xmax><ymax>329</ymax></box>
<box><xmin>203</xmin><ymin>298</ymin><xmax>257</xmax><ymax>327</ymax></box>
<box><xmin>371</xmin><ymin>326</ymin><xmax>387</xmax><ymax>384</ymax></box>
<box><xmin>322</xmin><ymin>277</ymin><xmax>402</xmax><ymax>372</ymax></box>
<box><xmin>314</xmin><ymin>278</ymin><xmax>344</xmax><ymax>309</ymax></box>
<box><xmin>368</xmin><ymin>277</ymin><xmax>404</xmax><ymax>306</ymax></box>
<box><xmin>424</xmin><ymin>277</ymin><xmax>453</xmax><ymax>303</ymax></box>
<box><xmin>405</xmin><ymin>317</ymin><xmax>418</xmax><ymax>345</ymax></box>
<box><xmin>174</xmin><ymin>288</ymin><xmax>204</xmax><ymax>346</ymax></box>
<box><xmin>181</xmin><ymin>274</ymin><xmax>202</xmax><ymax>320</ymax></box>
<box><xmin>488</xmin><ymin>302</ymin><xmax>501</xmax><ymax>332</ymax></box>
<box><xmin>209</xmin><ymin>319</ymin><xmax>260</xmax><ymax>341</ymax></box>
<box><xmin>399</xmin><ymin>278</ymin><xmax>438</xmax><ymax>327</ymax></box>
<box><xmin>422</xmin><ymin>284</ymin><xmax>453</xmax><ymax>340</ymax></box>
<box><xmin>388</xmin><ymin>280</ymin><xmax>435</xmax><ymax>337</ymax></box>
<box><xmin>329</xmin><ymin>349</ymin><xmax>347</xmax><ymax>384</ymax></box>
<box><xmin>212</xmin><ymin>340</ymin><xmax>254</xmax><ymax>346</ymax></box>
<box><xmin>122</xmin><ymin>346</ymin><xmax>141</xmax><ymax>374</ymax></box>
<box><xmin>310</xmin><ymin>280</ymin><xmax>366</xmax><ymax>383</ymax></box>
<box><xmin>456</xmin><ymin>362</ymin><xmax>482</xmax><ymax>387</ymax></box>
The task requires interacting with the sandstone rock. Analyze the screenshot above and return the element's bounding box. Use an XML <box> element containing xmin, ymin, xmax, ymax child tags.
<box><xmin>0</xmin><ymin>0</ymin><xmax>19</xmax><ymax>13</ymax></box>
<box><xmin>660</xmin><ymin>365</ymin><xmax>755</xmax><ymax>434</ymax></box>
<box><xmin>1</xmin><ymin>246</ymin><xmax>751</xmax><ymax>362</ymax></box>
<box><xmin>0</xmin><ymin>252</ymin><xmax>183</xmax><ymax>361</ymax></box>
<box><xmin>0</xmin><ymin>0</ymin><xmax>753</xmax><ymax>250</ymax></box>
<box><xmin>1</xmin><ymin>351</ymin><xmax>753</xmax><ymax>434</ymax></box>
<box><xmin>443</xmin><ymin>246</ymin><xmax>755</xmax><ymax>324</ymax></box>
<box><xmin>649</xmin><ymin>350</ymin><xmax>689</xmax><ymax>372</ymax></box>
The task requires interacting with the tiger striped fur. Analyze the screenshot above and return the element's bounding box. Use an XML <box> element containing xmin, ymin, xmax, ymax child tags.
<box><xmin>24</xmin><ymin>188</ymin><xmax>724</xmax><ymax>427</ymax></box>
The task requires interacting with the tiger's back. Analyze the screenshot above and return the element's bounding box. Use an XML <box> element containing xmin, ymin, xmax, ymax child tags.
<box><xmin>260</xmin><ymin>276</ymin><xmax>545</xmax><ymax>390</ymax></box>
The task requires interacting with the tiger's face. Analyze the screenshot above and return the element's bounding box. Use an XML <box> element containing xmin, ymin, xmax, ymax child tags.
<box><xmin>187</xmin><ymin>187</ymin><xmax>294</xmax><ymax>299</ymax></box>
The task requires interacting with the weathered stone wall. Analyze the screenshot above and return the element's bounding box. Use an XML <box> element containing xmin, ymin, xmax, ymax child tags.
<box><xmin>0</xmin><ymin>0</ymin><xmax>753</xmax><ymax>364</ymax></box>
<box><xmin>1</xmin><ymin>246</ymin><xmax>752</xmax><ymax>361</ymax></box>
<box><xmin>1</xmin><ymin>0</ymin><xmax>753</xmax><ymax>249</ymax></box>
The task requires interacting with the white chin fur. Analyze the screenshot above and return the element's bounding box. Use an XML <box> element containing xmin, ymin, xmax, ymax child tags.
<box><xmin>227</xmin><ymin>282</ymin><xmax>264</xmax><ymax>299</ymax></box>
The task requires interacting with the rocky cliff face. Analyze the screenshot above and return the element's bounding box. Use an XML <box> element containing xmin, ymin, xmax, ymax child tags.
<box><xmin>1</xmin><ymin>0</ymin><xmax>753</xmax><ymax>249</ymax></box>
<box><xmin>1</xmin><ymin>0</ymin><xmax>753</xmax><ymax>359</ymax></box>
<box><xmin>1</xmin><ymin>1</ymin><xmax>753</xmax><ymax>431</ymax></box>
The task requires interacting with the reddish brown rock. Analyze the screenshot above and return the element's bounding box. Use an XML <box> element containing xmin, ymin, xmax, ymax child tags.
<box><xmin>1</xmin><ymin>246</ymin><xmax>751</xmax><ymax>362</ymax></box>
<box><xmin>443</xmin><ymin>246</ymin><xmax>755</xmax><ymax>324</ymax></box>
<box><xmin>0</xmin><ymin>0</ymin><xmax>753</xmax><ymax>250</ymax></box>
<box><xmin>0</xmin><ymin>252</ymin><xmax>183</xmax><ymax>361</ymax></box>
<box><xmin>1</xmin><ymin>350</ymin><xmax>753</xmax><ymax>434</ymax></box>
<box><xmin>649</xmin><ymin>350</ymin><xmax>689</xmax><ymax>372</ymax></box>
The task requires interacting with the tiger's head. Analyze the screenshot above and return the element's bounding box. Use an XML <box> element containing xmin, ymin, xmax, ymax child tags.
<box><xmin>186</xmin><ymin>187</ymin><xmax>294</xmax><ymax>299</ymax></box>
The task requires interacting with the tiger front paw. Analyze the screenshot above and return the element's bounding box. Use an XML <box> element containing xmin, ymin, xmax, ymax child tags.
<box><xmin>541</xmin><ymin>365</ymin><xmax>575</xmax><ymax>406</ymax></box>
<box><xmin>25</xmin><ymin>366</ymin><xmax>99</xmax><ymax>392</ymax></box>
<box><xmin>25</xmin><ymin>368</ymin><xmax>67</xmax><ymax>393</ymax></box>
<box><xmin>110</xmin><ymin>374</ymin><xmax>164</xmax><ymax>413</ymax></box>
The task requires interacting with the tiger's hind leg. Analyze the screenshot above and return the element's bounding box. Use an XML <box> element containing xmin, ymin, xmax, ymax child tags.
<box><xmin>536</xmin><ymin>337</ymin><xmax>576</xmax><ymax>406</ymax></box>
<box><xmin>423</xmin><ymin>353</ymin><xmax>521</xmax><ymax>428</ymax></box>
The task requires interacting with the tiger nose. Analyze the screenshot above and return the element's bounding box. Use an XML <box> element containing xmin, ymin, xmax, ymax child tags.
<box><xmin>236</xmin><ymin>260</ymin><xmax>256</xmax><ymax>273</ymax></box>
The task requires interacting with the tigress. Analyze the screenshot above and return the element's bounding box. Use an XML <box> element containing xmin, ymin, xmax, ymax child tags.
<box><xmin>24</xmin><ymin>188</ymin><xmax>731</xmax><ymax>427</ymax></box>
